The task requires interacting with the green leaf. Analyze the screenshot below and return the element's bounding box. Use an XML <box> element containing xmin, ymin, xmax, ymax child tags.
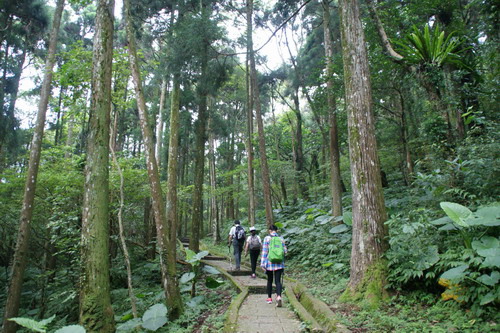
<box><xmin>194</xmin><ymin>250</ymin><xmax>209</xmax><ymax>261</ymax></box>
<box><xmin>205</xmin><ymin>276</ymin><xmax>224</xmax><ymax>289</ymax></box>
<box><xmin>39</xmin><ymin>315</ymin><xmax>56</xmax><ymax>327</ymax></box>
<box><xmin>185</xmin><ymin>248</ymin><xmax>196</xmax><ymax>262</ymax></box>
<box><xmin>142</xmin><ymin>304</ymin><xmax>168</xmax><ymax>331</ymax></box>
<box><xmin>180</xmin><ymin>272</ymin><xmax>196</xmax><ymax>284</ymax></box>
<box><xmin>180</xmin><ymin>284</ymin><xmax>192</xmax><ymax>293</ymax></box>
<box><xmin>479</xmin><ymin>292</ymin><xmax>496</xmax><ymax>305</ymax></box>
<box><xmin>274</xmin><ymin>222</ymin><xmax>284</xmax><ymax>229</ymax></box>
<box><xmin>477</xmin><ymin>271</ymin><xmax>500</xmax><ymax>286</ymax></box>
<box><xmin>343</xmin><ymin>212</ymin><xmax>353</xmax><ymax>226</ymax></box>
<box><xmin>202</xmin><ymin>265</ymin><xmax>221</xmax><ymax>275</ymax></box>
<box><xmin>186</xmin><ymin>295</ymin><xmax>204</xmax><ymax>308</ymax></box>
<box><xmin>329</xmin><ymin>224</ymin><xmax>349</xmax><ymax>234</ymax></box>
<box><xmin>440</xmin><ymin>202</ymin><xmax>472</xmax><ymax>227</ymax></box>
<box><xmin>8</xmin><ymin>317</ymin><xmax>47</xmax><ymax>332</ymax></box>
<box><xmin>333</xmin><ymin>263</ymin><xmax>345</xmax><ymax>270</ymax></box>
<box><xmin>430</xmin><ymin>216</ymin><xmax>453</xmax><ymax>225</ymax></box>
<box><xmin>472</xmin><ymin>236</ymin><xmax>500</xmax><ymax>258</ymax></box>
<box><xmin>322</xmin><ymin>262</ymin><xmax>333</xmax><ymax>267</ymax></box>
<box><xmin>483</xmin><ymin>256</ymin><xmax>500</xmax><ymax>268</ymax></box>
<box><xmin>402</xmin><ymin>224</ymin><xmax>415</xmax><ymax>234</ymax></box>
<box><xmin>315</xmin><ymin>215</ymin><xmax>333</xmax><ymax>225</ymax></box>
<box><xmin>440</xmin><ymin>264</ymin><xmax>469</xmax><ymax>281</ymax></box>
<box><xmin>467</xmin><ymin>206</ymin><xmax>500</xmax><ymax>226</ymax></box>
<box><xmin>54</xmin><ymin>325</ymin><xmax>86</xmax><ymax>333</ymax></box>
<box><xmin>116</xmin><ymin>318</ymin><xmax>142</xmax><ymax>332</ymax></box>
<box><xmin>120</xmin><ymin>313</ymin><xmax>134</xmax><ymax>322</ymax></box>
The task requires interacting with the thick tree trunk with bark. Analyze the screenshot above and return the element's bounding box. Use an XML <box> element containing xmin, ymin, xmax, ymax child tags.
<box><xmin>79</xmin><ymin>0</ymin><xmax>115</xmax><ymax>331</ymax></box>
<box><xmin>124</xmin><ymin>0</ymin><xmax>183</xmax><ymax>319</ymax></box>
<box><xmin>322</xmin><ymin>0</ymin><xmax>343</xmax><ymax>218</ymax></box>
<box><xmin>247</xmin><ymin>0</ymin><xmax>273</xmax><ymax>227</ymax></box>
<box><xmin>339</xmin><ymin>0</ymin><xmax>388</xmax><ymax>307</ymax></box>
<box><xmin>2</xmin><ymin>1</ymin><xmax>66</xmax><ymax>331</ymax></box>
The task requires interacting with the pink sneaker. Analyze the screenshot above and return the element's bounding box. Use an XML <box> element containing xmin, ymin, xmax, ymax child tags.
<box><xmin>251</xmin><ymin>274</ymin><xmax>256</xmax><ymax>278</ymax></box>
<box><xmin>266</xmin><ymin>298</ymin><xmax>272</xmax><ymax>304</ymax></box>
<box><xmin>276</xmin><ymin>296</ymin><xmax>282</xmax><ymax>307</ymax></box>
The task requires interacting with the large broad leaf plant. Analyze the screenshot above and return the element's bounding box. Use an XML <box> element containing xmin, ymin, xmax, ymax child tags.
<box><xmin>433</xmin><ymin>202</ymin><xmax>499</xmax><ymax>310</ymax></box>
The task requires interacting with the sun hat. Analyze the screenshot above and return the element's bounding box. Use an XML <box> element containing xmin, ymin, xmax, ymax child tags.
<box><xmin>249</xmin><ymin>226</ymin><xmax>256</xmax><ymax>231</ymax></box>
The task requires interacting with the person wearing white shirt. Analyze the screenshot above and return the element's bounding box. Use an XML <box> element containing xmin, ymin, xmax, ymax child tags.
<box><xmin>228</xmin><ymin>220</ymin><xmax>245</xmax><ymax>270</ymax></box>
<box><xmin>243</xmin><ymin>226</ymin><xmax>262</xmax><ymax>278</ymax></box>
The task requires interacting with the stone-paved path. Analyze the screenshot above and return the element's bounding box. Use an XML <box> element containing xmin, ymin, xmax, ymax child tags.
<box><xmin>205</xmin><ymin>257</ymin><xmax>303</xmax><ymax>332</ymax></box>
<box><xmin>236</xmin><ymin>294</ymin><xmax>303</xmax><ymax>333</ymax></box>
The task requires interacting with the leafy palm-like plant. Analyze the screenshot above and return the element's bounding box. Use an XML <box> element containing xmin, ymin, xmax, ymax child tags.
<box><xmin>396</xmin><ymin>23</ymin><xmax>469</xmax><ymax>69</ymax></box>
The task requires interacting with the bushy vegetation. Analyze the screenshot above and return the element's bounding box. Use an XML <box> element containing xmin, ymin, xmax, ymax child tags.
<box><xmin>271</xmin><ymin>137</ymin><xmax>499</xmax><ymax>331</ymax></box>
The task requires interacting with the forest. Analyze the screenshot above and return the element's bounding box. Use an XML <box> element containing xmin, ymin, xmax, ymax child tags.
<box><xmin>0</xmin><ymin>0</ymin><xmax>499</xmax><ymax>332</ymax></box>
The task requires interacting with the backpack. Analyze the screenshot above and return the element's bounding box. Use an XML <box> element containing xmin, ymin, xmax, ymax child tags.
<box><xmin>235</xmin><ymin>225</ymin><xmax>245</xmax><ymax>242</ymax></box>
<box><xmin>268</xmin><ymin>236</ymin><xmax>284</xmax><ymax>264</ymax></box>
<box><xmin>249</xmin><ymin>235</ymin><xmax>261</xmax><ymax>250</ymax></box>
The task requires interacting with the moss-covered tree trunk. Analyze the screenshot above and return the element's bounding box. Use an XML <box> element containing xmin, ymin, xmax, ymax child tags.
<box><xmin>79</xmin><ymin>0</ymin><xmax>115</xmax><ymax>330</ymax></box>
<box><xmin>124</xmin><ymin>0</ymin><xmax>183</xmax><ymax>319</ymax></box>
<box><xmin>3</xmin><ymin>1</ymin><xmax>65</xmax><ymax>331</ymax></box>
<box><xmin>165</xmin><ymin>75</ymin><xmax>183</xmax><ymax>319</ymax></box>
<box><xmin>338</xmin><ymin>0</ymin><xmax>388</xmax><ymax>308</ymax></box>
<box><xmin>247</xmin><ymin>0</ymin><xmax>273</xmax><ymax>227</ymax></box>
<box><xmin>322</xmin><ymin>0</ymin><xmax>343</xmax><ymax>218</ymax></box>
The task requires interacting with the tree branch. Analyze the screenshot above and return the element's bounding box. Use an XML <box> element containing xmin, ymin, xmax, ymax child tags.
<box><xmin>366</xmin><ymin>0</ymin><xmax>404</xmax><ymax>61</ymax></box>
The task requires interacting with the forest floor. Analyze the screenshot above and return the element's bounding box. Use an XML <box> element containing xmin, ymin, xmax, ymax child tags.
<box><xmin>287</xmin><ymin>267</ymin><xmax>499</xmax><ymax>332</ymax></box>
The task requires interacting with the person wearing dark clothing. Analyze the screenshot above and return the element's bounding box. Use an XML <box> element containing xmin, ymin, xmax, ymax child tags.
<box><xmin>244</xmin><ymin>226</ymin><xmax>262</xmax><ymax>278</ymax></box>
<box><xmin>228</xmin><ymin>220</ymin><xmax>245</xmax><ymax>270</ymax></box>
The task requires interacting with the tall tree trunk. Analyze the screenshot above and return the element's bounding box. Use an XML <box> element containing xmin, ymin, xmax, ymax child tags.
<box><xmin>292</xmin><ymin>90</ymin><xmax>308</xmax><ymax>200</ymax></box>
<box><xmin>2</xmin><ymin>1</ymin><xmax>65</xmax><ymax>331</ymax></box>
<box><xmin>54</xmin><ymin>85</ymin><xmax>65</xmax><ymax>146</ymax></box>
<box><xmin>208</xmin><ymin>118</ymin><xmax>220</xmax><ymax>242</ymax></box>
<box><xmin>110</xmin><ymin>127</ymin><xmax>138</xmax><ymax>318</ymax></box>
<box><xmin>79</xmin><ymin>0</ymin><xmax>115</xmax><ymax>331</ymax></box>
<box><xmin>144</xmin><ymin>198</ymin><xmax>156</xmax><ymax>260</ymax></box>
<box><xmin>124</xmin><ymin>0</ymin><xmax>183</xmax><ymax>319</ymax></box>
<box><xmin>190</xmin><ymin>51</ymin><xmax>209</xmax><ymax>253</ymax></box>
<box><xmin>397</xmin><ymin>88</ymin><xmax>413</xmax><ymax>185</ymax></box>
<box><xmin>166</xmin><ymin>75</ymin><xmax>183</xmax><ymax>316</ymax></box>
<box><xmin>339</xmin><ymin>0</ymin><xmax>388</xmax><ymax>307</ymax></box>
<box><xmin>323</xmin><ymin>0</ymin><xmax>343</xmax><ymax>218</ymax></box>
<box><xmin>226</xmin><ymin>131</ymin><xmax>235</xmax><ymax>220</ymax></box>
<box><xmin>245</xmin><ymin>31</ymin><xmax>256</xmax><ymax>227</ymax></box>
<box><xmin>247</xmin><ymin>0</ymin><xmax>273</xmax><ymax>227</ymax></box>
<box><xmin>155</xmin><ymin>78</ymin><xmax>167</xmax><ymax>167</ymax></box>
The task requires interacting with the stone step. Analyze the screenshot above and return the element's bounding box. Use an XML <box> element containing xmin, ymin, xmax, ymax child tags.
<box><xmin>228</xmin><ymin>269</ymin><xmax>253</xmax><ymax>276</ymax></box>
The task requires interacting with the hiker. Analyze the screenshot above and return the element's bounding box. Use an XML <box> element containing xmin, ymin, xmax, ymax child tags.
<box><xmin>243</xmin><ymin>226</ymin><xmax>262</xmax><ymax>278</ymax></box>
<box><xmin>228</xmin><ymin>220</ymin><xmax>246</xmax><ymax>271</ymax></box>
<box><xmin>260</xmin><ymin>224</ymin><xmax>287</xmax><ymax>307</ymax></box>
